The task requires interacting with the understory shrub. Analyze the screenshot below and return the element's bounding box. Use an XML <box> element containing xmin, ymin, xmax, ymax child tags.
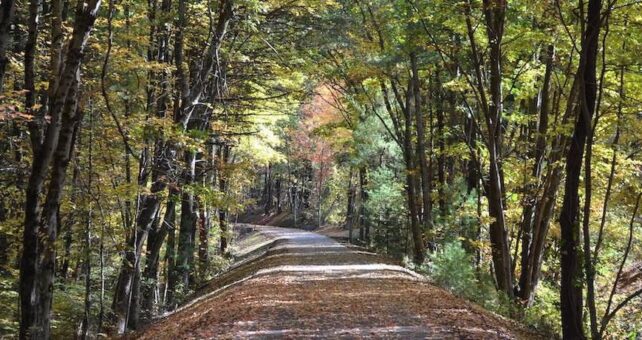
<box><xmin>427</xmin><ymin>241</ymin><xmax>517</xmax><ymax>317</ymax></box>
<box><xmin>428</xmin><ymin>241</ymin><xmax>477</xmax><ymax>298</ymax></box>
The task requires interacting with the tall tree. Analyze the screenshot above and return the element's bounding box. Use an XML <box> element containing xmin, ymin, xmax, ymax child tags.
<box><xmin>558</xmin><ymin>0</ymin><xmax>602</xmax><ymax>338</ymax></box>
<box><xmin>19</xmin><ymin>0</ymin><xmax>102</xmax><ymax>337</ymax></box>
<box><xmin>410</xmin><ymin>52</ymin><xmax>433</xmax><ymax>246</ymax></box>
<box><xmin>464</xmin><ymin>0</ymin><xmax>513</xmax><ymax>297</ymax></box>
<box><xmin>517</xmin><ymin>44</ymin><xmax>556</xmax><ymax>304</ymax></box>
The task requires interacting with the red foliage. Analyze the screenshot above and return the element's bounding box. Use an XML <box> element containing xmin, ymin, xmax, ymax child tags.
<box><xmin>289</xmin><ymin>85</ymin><xmax>343</xmax><ymax>187</ymax></box>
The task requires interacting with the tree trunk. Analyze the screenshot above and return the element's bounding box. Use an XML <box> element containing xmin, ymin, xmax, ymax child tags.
<box><xmin>19</xmin><ymin>1</ymin><xmax>101</xmax><ymax>336</ymax></box>
<box><xmin>518</xmin><ymin>44</ymin><xmax>554</xmax><ymax>302</ymax></box>
<box><xmin>518</xmin><ymin>85</ymin><xmax>568</xmax><ymax>304</ymax></box>
<box><xmin>558</xmin><ymin>0</ymin><xmax>601</xmax><ymax>338</ymax></box>
<box><xmin>275</xmin><ymin>177</ymin><xmax>282</xmax><ymax>213</ymax></box>
<box><xmin>464</xmin><ymin>114</ymin><xmax>478</xmax><ymax>195</ymax></box>
<box><xmin>411</xmin><ymin>53</ymin><xmax>433</xmax><ymax>244</ymax></box>
<box><xmin>219</xmin><ymin>145</ymin><xmax>231</xmax><ymax>254</ymax></box>
<box><xmin>59</xmin><ymin>215</ymin><xmax>73</xmax><ymax>279</ymax></box>
<box><xmin>24</xmin><ymin>0</ymin><xmax>41</xmax><ymax>113</ymax></box>
<box><xmin>482</xmin><ymin>0</ymin><xmax>513</xmax><ymax>297</ymax></box>
<box><xmin>112</xmin><ymin>0</ymin><xmax>175</xmax><ymax>327</ymax></box>
<box><xmin>399</xmin><ymin>80</ymin><xmax>423</xmax><ymax>264</ymax></box>
<box><xmin>436</xmin><ymin>76</ymin><xmax>447</xmax><ymax>216</ymax></box>
<box><xmin>264</xmin><ymin>164</ymin><xmax>272</xmax><ymax>214</ymax></box>
<box><xmin>177</xmin><ymin>151</ymin><xmax>198</xmax><ymax>288</ymax></box>
<box><xmin>59</xmin><ymin>166</ymin><xmax>80</xmax><ymax>280</ymax></box>
<box><xmin>127</xmin><ymin>266</ymin><xmax>141</xmax><ymax>330</ymax></box>
<box><xmin>141</xmin><ymin>194</ymin><xmax>175</xmax><ymax>319</ymax></box>
<box><xmin>112</xmin><ymin>143</ymin><xmax>171</xmax><ymax>333</ymax></box>
<box><xmin>346</xmin><ymin>169</ymin><xmax>355</xmax><ymax>243</ymax></box>
<box><xmin>358</xmin><ymin>166</ymin><xmax>369</xmax><ymax>243</ymax></box>
<box><xmin>80</xmin><ymin>108</ymin><xmax>94</xmax><ymax>340</ymax></box>
<box><xmin>519</xmin><ymin>162</ymin><xmax>564</xmax><ymax>304</ymax></box>
<box><xmin>198</xmin><ymin>205</ymin><xmax>209</xmax><ymax>280</ymax></box>
<box><xmin>164</xmin><ymin>200</ymin><xmax>178</xmax><ymax>310</ymax></box>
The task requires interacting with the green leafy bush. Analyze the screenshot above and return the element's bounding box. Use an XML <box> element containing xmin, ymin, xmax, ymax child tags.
<box><xmin>428</xmin><ymin>241</ymin><xmax>477</xmax><ymax>298</ymax></box>
<box><xmin>524</xmin><ymin>281</ymin><xmax>561</xmax><ymax>335</ymax></box>
<box><xmin>427</xmin><ymin>241</ymin><xmax>517</xmax><ymax>317</ymax></box>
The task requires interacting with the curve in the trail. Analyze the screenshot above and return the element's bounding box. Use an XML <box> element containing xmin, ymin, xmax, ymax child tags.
<box><xmin>136</xmin><ymin>225</ymin><xmax>540</xmax><ymax>339</ymax></box>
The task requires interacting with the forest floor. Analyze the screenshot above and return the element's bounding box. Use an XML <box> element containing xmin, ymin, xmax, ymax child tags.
<box><xmin>134</xmin><ymin>225</ymin><xmax>543</xmax><ymax>339</ymax></box>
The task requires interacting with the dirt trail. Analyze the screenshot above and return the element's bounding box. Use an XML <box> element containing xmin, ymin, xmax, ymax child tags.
<box><xmin>135</xmin><ymin>225</ymin><xmax>540</xmax><ymax>339</ymax></box>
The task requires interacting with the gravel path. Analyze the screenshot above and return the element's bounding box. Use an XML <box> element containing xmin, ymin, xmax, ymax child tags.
<box><xmin>134</xmin><ymin>225</ymin><xmax>540</xmax><ymax>339</ymax></box>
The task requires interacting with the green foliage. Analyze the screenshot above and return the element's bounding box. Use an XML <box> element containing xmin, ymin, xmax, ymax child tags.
<box><xmin>427</xmin><ymin>241</ymin><xmax>477</xmax><ymax>298</ymax></box>
<box><xmin>365</xmin><ymin>166</ymin><xmax>407</xmax><ymax>256</ymax></box>
<box><xmin>320</xmin><ymin>168</ymin><xmax>349</xmax><ymax>225</ymax></box>
<box><xmin>0</xmin><ymin>273</ymin><xmax>18</xmax><ymax>336</ymax></box>
<box><xmin>51</xmin><ymin>282</ymin><xmax>87</xmax><ymax>338</ymax></box>
<box><xmin>366</xmin><ymin>168</ymin><xmax>406</xmax><ymax>218</ymax></box>
<box><xmin>524</xmin><ymin>282</ymin><xmax>561</xmax><ymax>335</ymax></box>
<box><xmin>427</xmin><ymin>242</ymin><xmax>517</xmax><ymax>318</ymax></box>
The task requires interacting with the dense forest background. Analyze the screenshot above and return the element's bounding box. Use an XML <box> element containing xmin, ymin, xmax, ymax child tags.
<box><xmin>1</xmin><ymin>0</ymin><xmax>642</xmax><ymax>338</ymax></box>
